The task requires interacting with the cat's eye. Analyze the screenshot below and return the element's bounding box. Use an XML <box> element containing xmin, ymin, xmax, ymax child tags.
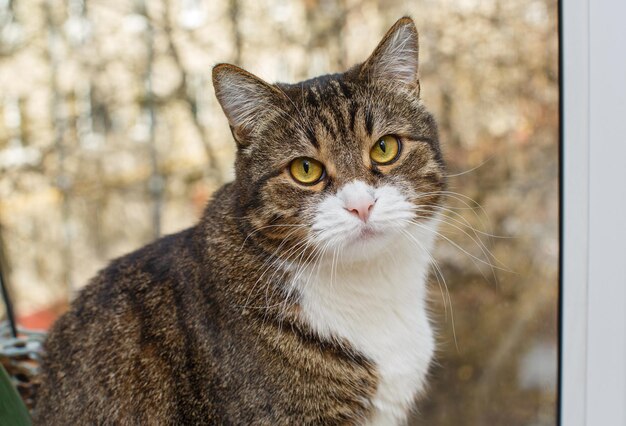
<box><xmin>289</xmin><ymin>157</ymin><xmax>325</xmax><ymax>185</ymax></box>
<box><xmin>370</xmin><ymin>135</ymin><xmax>401</xmax><ymax>165</ymax></box>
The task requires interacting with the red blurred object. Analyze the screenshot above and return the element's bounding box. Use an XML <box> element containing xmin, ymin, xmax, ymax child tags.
<box><xmin>17</xmin><ymin>303</ymin><xmax>67</xmax><ymax>331</ymax></box>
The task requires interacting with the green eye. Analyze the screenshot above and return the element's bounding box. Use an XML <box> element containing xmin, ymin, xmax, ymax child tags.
<box><xmin>289</xmin><ymin>157</ymin><xmax>325</xmax><ymax>185</ymax></box>
<box><xmin>370</xmin><ymin>135</ymin><xmax>401</xmax><ymax>164</ymax></box>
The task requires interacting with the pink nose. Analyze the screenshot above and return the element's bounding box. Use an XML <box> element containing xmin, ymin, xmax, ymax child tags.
<box><xmin>345</xmin><ymin>199</ymin><xmax>375</xmax><ymax>222</ymax></box>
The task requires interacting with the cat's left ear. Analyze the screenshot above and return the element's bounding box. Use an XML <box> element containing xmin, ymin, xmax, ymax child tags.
<box><xmin>360</xmin><ymin>17</ymin><xmax>420</xmax><ymax>91</ymax></box>
<box><xmin>212</xmin><ymin>63</ymin><xmax>286</xmax><ymax>147</ymax></box>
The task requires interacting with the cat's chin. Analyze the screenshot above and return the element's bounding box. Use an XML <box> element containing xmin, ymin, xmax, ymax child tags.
<box><xmin>329</xmin><ymin>226</ymin><xmax>400</xmax><ymax>263</ymax></box>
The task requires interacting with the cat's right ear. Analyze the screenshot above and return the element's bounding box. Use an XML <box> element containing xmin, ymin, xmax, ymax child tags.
<box><xmin>212</xmin><ymin>64</ymin><xmax>285</xmax><ymax>147</ymax></box>
<box><xmin>359</xmin><ymin>17</ymin><xmax>420</xmax><ymax>91</ymax></box>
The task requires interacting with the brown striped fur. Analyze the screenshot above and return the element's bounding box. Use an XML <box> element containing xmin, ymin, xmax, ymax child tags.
<box><xmin>35</xmin><ymin>17</ymin><xmax>445</xmax><ymax>425</ymax></box>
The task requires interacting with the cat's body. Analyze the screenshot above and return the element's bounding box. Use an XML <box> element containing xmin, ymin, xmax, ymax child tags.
<box><xmin>36</xmin><ymin>18</ymin><xmax>445</xmax><ymax>425</ymax></box>
<box><xmin>36</xmin><ymin>185</ymin><xmax>380</xmax><ymax>424</ymax></box>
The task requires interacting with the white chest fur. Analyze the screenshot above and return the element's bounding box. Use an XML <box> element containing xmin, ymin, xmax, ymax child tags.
<box><xmin>294</xmin><ymin>225</ymin><xmax>437</xmax><ymax>426</ymax></box>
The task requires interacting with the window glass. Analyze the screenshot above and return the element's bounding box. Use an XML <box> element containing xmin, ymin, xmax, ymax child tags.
<box><xmin>0</xmin><ymin>1</ymin><xmax>558</xmax><ymax>423</ymax></box>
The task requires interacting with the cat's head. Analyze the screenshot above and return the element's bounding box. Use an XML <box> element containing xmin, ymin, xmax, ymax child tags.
<box><xmin>213</xmin><ymin>17</ymin><xmax>445</xmax><ymax>264</ymax></box>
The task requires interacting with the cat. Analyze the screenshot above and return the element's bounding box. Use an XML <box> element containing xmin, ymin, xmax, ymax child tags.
<box><xmin>35</xmin><ymin>17</ymin><xmax>445</xmax><ymax>425</ymax></box>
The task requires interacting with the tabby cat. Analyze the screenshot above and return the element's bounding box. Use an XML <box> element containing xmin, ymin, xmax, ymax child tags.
<box><xmin>35</xmin><ymin>17</ymin><xmax>445</xmax><ymax>425</ymax></box>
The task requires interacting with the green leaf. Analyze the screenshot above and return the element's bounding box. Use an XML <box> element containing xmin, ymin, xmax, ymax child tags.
<box><xmin>0</xmin><ymin>363</ymin><xmax>31</xmax><ymax>426</ymax></box>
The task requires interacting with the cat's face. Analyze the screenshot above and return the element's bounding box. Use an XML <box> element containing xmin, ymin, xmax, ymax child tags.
<box><xmin>213</xmin><ymin>17</ymin><xmax>445</xmax><ymax>264</ymax></box>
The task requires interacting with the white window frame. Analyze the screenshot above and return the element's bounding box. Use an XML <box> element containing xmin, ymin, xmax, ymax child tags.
<box><xmin>562</xmin><ymin>0</ymin><xmax>626</xmax><ymax>424</ymax></box>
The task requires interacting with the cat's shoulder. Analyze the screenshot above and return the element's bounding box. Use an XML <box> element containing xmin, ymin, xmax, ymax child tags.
<box><xmin>65</xmin><ymin>227</ymin><xmax>196</xmax><ymax>314</ymax></box>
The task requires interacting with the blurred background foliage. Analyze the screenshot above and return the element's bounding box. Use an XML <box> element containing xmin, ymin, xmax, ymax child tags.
<box><xmin>0</xmin><ymin>0</ymin><xmax>558</xmax><ymax>424</ymax></box>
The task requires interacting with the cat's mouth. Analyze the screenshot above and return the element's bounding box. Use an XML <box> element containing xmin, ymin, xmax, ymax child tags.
<box><xmin>353</xmin><ymin>225</ymin><xmax>382</xmax><ymax>242</ymax></box>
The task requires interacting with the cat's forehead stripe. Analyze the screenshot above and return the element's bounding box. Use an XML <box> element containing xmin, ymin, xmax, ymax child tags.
<box><xmin>299</xmin><ymin>83</ymin><xmax>364</xmax><ymax>146</ymax></box>
<box><xmin>324</xmin><ymin>95</ymin><xmax>352</xmax><ymax>140</ymax></box>
<box><xmin>328</xmin><ymin>79</ymin><xmax>350</xmax><ymax>100</ymax></box>
<box><xmin>349</xmin><ymin>102</ymin><xmax>358</xmax><ymax>133</ymax></box>
<box><xmin>365</xmin><ymin>106</ymin><xmax>374</xmax><ymax>136</ymax></box>
<box><xmin>317</xmin><ymin>111</ymin><xmax>340</xmax><ymax>141</ymax></box>
<box><xmin>304</xmin><ymin>126</ymin><xmax>320</xmax><ymax>149</ymax></box>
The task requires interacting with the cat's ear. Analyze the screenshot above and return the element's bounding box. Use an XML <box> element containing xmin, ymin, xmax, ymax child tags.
<box><xmin>212</xmin><ymin>64</ymin><xmax>285</xmax><ymax>146</ymax></box>
<box><xmin>360</xmin><ymin>17</ymin><xmax>420</xmax><ymax>90</ymax></box>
